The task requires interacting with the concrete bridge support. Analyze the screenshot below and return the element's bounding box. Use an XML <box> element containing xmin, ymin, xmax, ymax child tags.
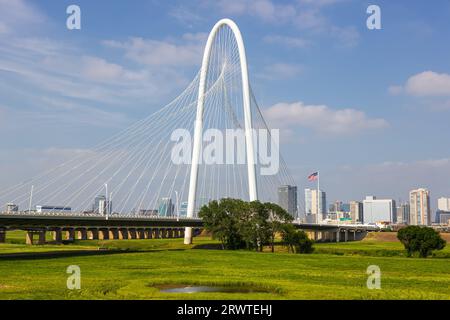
<box><xmin>119</xmin><ymin>228</ymin><xmax>128</xmax><ymax>240</ymax></box>
<box><xmin>137</xmin><ymin>229</ymin><xmax>146</xmax><ymax>239</ymax></box>
<box><xmin>99</xmin><ymin>229</ymin><xmax>109</xmax><ymax>240</ymax></box>
<box><xmin>128</xmin><ymin>228</ymin><xmax>137</xmax><ymax>239</ymax></box>
<box><xmin>88</xmin><ymin>229</ymin><xmax>99</xmax><ymax>240</ymax></box>
<box><xmin>77</xmin><ymin>229</ymin><xmax>87</xmax><ymax>240</ymax></box>
<box><xmin>0</xmin><ymin>228</ymin><xmax>6</xmax><ymax>243</ymax></box>
<box><xmin>109</xmin><ymin>229</ymin><xmax>119</xmax><ymax>240</ymax></box>
<box><xmin>53</xmin><ymin>228</ymin><xmax>63</xmax><ymax>243</ymax></box>
<box><xmin>145</xmin><ymin>228</ymin><xmax>153</xmax><ymax>239</ymax></box>
<box><xmin>65</xmin><ymin>228</ymin><xmax>75</xmax><ymax>241</ymax></box>
<box><xmin>26</xmin><ymin>229</ymin><xmax>46</xmax><ymax>245</ymax></box>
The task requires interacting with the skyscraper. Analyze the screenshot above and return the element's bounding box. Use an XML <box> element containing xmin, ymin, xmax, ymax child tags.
<box><xmin>396</xmin><ymin>203</ymin><xmax>410</xmax><ymax>225</ymax></box>
<box><xmin>93</xmin><ymin>195</ymin><xmax>111</xmax><ymax>215</ymax></box>
<box><xmin>278</xmin><ymin>185</ymin><xmax>298</xmax><ymax>218</ymax></box>
<box><xmin>409</xmin><ymin>188</ymin><xmax>431</xmax><ymax>226</ymax></box>
<box><xmin>179</xmin><ymin>201</ymin><xmax>188</xmax><ymax>217</ymax></box>
<box><xmin>362</xmin><ymin>196</ymin><xmax>396</xmax><ymax>224</ymax></box>
<box><xmin>304</xmin><ymin>188</ymin><xmax>326</xmax><ymax>222</ymax></box>
<box><xmin>349</xmin><ymin>201</ymin><xmax>363</xmax><ymax>223</ymax></box>
<box><xmin>438</xmin><ymin>197</ymin><xmax>450</xmax><ymax>211</ymax></box>
<box><xmin>158</xmin><ymin>197</ymin><xmax>174</xmax><ymax>217</ymax></box>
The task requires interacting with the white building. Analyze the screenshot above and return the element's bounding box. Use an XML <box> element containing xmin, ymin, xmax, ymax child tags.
<box><xmin>410</xmin><ymin>188</ymin><xmax>431</xmax><ymax>226</ymax></box>
<box><xmin>304</xmin><ymin>188</ymin><xmax>327</xmax><ymax>223</ymax></box>
<box><xmin>362</xmin><ymin>196</ymin><xmax>396</xmax><ymax>224</ymax></box>
<box><xmin>438</xmin><ymin>197</ymin><xmax>450</xmax><ymax>211</ymax></box>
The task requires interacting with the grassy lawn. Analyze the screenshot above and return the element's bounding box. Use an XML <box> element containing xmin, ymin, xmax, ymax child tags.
<box><xmin>0</xmin><ymin>231</ymin><xmax>449</xmax><ymax>300</ymax></box>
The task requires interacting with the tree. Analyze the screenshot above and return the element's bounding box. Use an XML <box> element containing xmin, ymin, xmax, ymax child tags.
<box><xmin>199</xmin><ymin>199</ymin><xmax>296</xmax><ymax>252</ymax></box>
<box><xmin>397</xmin><ymin>226</ymin><xmax>446</xmax><ymax>258</ymax></box>
<box><xmin>265</xmin><ymin>203</ymin><xmax>294</xmax><ymax>252</ymax></box>
<box><xmin>281</xmin><ymin>224</ymin><xmax>314</xmax><ymax>254</ymax></box>
<box><xmin>199</xmin><ymin>199</ymin><xmax>245</xmax><ymax>250</ymax></box>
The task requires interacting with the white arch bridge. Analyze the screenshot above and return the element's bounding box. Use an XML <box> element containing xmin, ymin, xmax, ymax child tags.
<box><xmin>0</xmin><ymin>19</ymin><xmax>378</xmax><ymax>245</ymax></box>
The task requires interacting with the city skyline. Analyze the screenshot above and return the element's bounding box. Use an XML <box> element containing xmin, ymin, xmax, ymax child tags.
<box><xmin>1</xmin><ymin>1</ymin><xmax>450</xmax><ymax>212</ymax></box>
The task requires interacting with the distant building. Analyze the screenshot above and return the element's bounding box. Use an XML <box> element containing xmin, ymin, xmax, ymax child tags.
<box><xmin>349</xmin><ymin>201</ymin><xmax>363</xmax><ymax>223</ymax></box>
<box><xmin>409</xmin><ymin>188</ymin><xmax>431</xmax><ymax>226</ymax></box>
<box><xmin>396</xmin><ymin>203</ymin><xmax>410</xmax><ymax>225</ymax></box>
<box><xmin>6</xmin><ymin>203</ymin><xmax>18</xmax><ymax>214</ymax></box>
<box><xmin>278</xmin><ymin>185</ymin><xmax>298</xmax><ymax>218</ymax></box>
<box><xmin>158</xmin><ymin>197</ymin><xmax>174</xmax><ymax>217</ymax></box>
<box><xmin>36</xmin><ymin>205</ymin><xmax>71</xmax><ymax>214</ymax></box>
<box><xmin>179</xmin><ymin>201</ymin><xmax>188</xmax><ymax>217</ymax></box>
<box><xmin>305</xmin><ymin>188</ymin><xmax>326</xmax><ymax>222</ymax></box>
<box><xmin>435</xmin><ymin>210</ymin><xmax>450</xmax><ymax>225</ymax></box>
<box><xmin>139</xmin><ymin>209</ymin><xmax>158</xmax><ymax>216</ymax></box>
<box><xmin>329</xmin><ymin>201</ymin><xmax>342</xmax><ymax>213</ymax></box>
<box><xmin>363</xmin><ymin>196</ymin><xmax>396</xmax><ymax>224</ymax></box>
<box><xmin>341</xmin><ymin>203</ymin><xmax>350</xmax><ymax>212</ymax></box>
<box><xmin>438</xmin><ymin>197</ymin><xmax>450</xmax><ymax>211</ymax></box>
<box><xmin>93</xmin><ymin>195</ymin><xmax>111</xmax><ymax>215</ymax></box>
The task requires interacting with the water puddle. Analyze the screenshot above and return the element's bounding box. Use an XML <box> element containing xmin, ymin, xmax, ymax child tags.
<box><xmin>158</xmin><ymin>285</ymin><xmax>270</xmax><ymax>294</ymax></box>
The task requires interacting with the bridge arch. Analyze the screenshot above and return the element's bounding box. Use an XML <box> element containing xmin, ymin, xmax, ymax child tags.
<box><xmin>184</xmin><ymin>19</ymin><xmax>258</xmax><ymax>244</ymax></box>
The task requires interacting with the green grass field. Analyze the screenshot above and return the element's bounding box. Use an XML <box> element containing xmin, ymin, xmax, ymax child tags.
<box><xmin>0</xmin><ymin>231</ymin><xmax>449</xmax><ymax>300</ymax></box>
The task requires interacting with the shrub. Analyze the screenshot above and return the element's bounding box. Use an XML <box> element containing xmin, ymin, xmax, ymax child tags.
<box><xmin>397</xmin><ymin>226</ymin><xmax>446</xmax><ymax>258</ymax></box>
<box><xmin>281</xmin><ymin>224</ymin><xmax>314</xmax><ymax>254</ymax></box>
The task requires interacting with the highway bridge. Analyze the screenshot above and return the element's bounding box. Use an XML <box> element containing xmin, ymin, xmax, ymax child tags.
<box><xmin>0</xmin><ymin>213</ymin><xmax>378</xmax><ymax>245</ymax></box>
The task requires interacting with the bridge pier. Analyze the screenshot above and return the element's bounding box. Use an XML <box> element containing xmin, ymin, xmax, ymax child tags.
<box><xmin>88</xmin><ymin>229</ymin><xmax>99</xmax><ymax>240</ymax></box>
<box><xmin>128</xmin><ymin>228</ymin><xmax>137</xmax><ymax>239</ymax></box>
<box><xmin>0</xmin><ymin>228</ymin><xmax>6</xmax><ymax>243</ymax></box>
<box><xmin>184</xmin><ymin>227</ymin><xmax>192</xmax><ymax>244</ymax></box>
<box><xmin>145</xmin><ymin>228</ymin><xmax>152</xmax><ymax>239</ymax></box>
<box><xmin>65</xmin><ymin>229</ymin><xmax>75</xmax><ymax>241</ymax></box>
<box><xmin>109</xmin><ymin>229</ymin><xmax>119</xmax><ymax>240</ymax></box>
<box><xmin>53</xmin><ymin>228</ymin><xmax>63</xmax><ymax>243</ymax></box>
<box><xmin>77</xmin><ymin>229</ymin><xmax>87</xmax><ymax>240</ymax></box>
<box><xmin>98</xmin><ymin>229</ymin><xmax>107</xmax><ymax>240</ymax></box>
<box><xmin>137</xmin><ymin>229</ymin><xmax>145</xmax><ymax>239</ymax></box>
<box><xmin>26</xmin><ymin>229</ymin><xmax>46</xmax><ymax>245</ymax></box>
<box><xmin>119</xmin><ymin>228</ymin><xmax>128</xmax><ymax>240</ymax></box>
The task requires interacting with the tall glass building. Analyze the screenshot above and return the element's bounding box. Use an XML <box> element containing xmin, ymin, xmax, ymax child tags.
<box><xmin>277</xmin><ymin>185</ymin><xmax>298</xmax><ymax>218</ymax></box>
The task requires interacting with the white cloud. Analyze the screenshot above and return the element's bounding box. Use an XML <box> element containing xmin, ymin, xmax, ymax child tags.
<box><xmin>404</xmin><ymin>71</ymin><xmax>450</xmax><ymax>96</ymax></box>
<box><xmin>102</xmin><ymin>33</ymin><xmax>205</xmax><ymax>67</ymax></box>
<box><xmin>390</xmin><ymin>71</ymin><xmax>450</xmax><ymax>97</ymax></box>
<box><xmin>258</xmin><ymin>63</ymin><xmax>303</xmax><ymax>80</ymax></box>
<box><xmin>263</xmin><ymin>101</ymin><xmax>388</xmax><ymax>135</ymax></box>
<box><xmin>0</xmin><ymin>0</ymin><xmax>46</xmax><ymax>34</ymax></box>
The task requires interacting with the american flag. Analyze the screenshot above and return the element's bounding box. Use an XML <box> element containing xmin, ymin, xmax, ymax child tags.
<box><xmin>307</xmin><ymin>172</ymin><xmax>318</xmax><ymax>181</ymax></box>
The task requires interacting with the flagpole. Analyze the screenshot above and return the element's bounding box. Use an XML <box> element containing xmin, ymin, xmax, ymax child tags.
<box><xmin>317</xmin><ymin>171</ymin><xmax>320</xmax><ymax>224</ymax></box>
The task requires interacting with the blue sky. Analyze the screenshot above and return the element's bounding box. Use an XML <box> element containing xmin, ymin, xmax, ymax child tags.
<box><xmin>1</xmin><ymin>0</ymin><xmax>450</xmax><ymax>214</ymax></box>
